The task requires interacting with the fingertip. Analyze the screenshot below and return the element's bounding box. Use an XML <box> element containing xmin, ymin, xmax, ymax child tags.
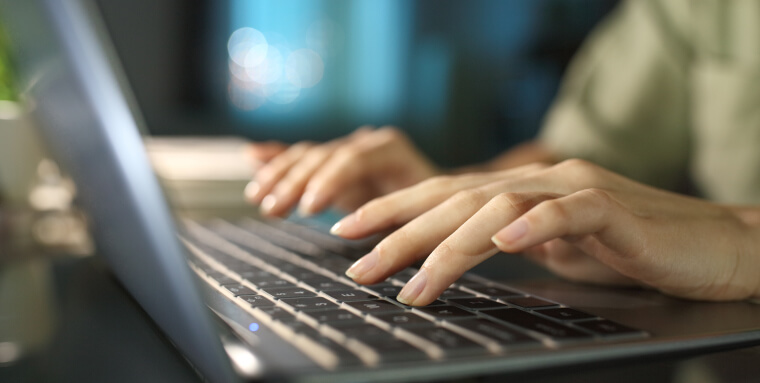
<box><xmin>298</xmin><ymin>190</ymin><xmax>323</xmax><ymax>217</ymax></box>
<box><xmin>397</xmin><ymin>268</ymin><xmax>428</xmax><ymax>306</ymax></box>
<box><xmin>329</xmin><ymin>213</ymin><xmax>364</xmax><ymax>238</ymax></box>
<box><xmin>260</xmin><ymin>194</ymin><xmax>286</xmax><ymax>217</ymax></box>
<box><xmin>329</xmin><ymin>220</ymin><xmax>344</xmax><ymax>236</ymax></box>
<box><xmin>493</xmin><ymin>219</ymin><xmax>529</xmax><ymax>248</ymax></box>
<box><xmin>244</xmin><ymin>181</ymin><xmax>261</xmax><ymax>203</ymax></box>
<box><xmin>490</xmin><ymin>235</ymin><xmax>510</xmax><ymax>252</ymax></box>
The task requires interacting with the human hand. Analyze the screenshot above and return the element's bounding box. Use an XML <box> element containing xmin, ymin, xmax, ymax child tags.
<box><xmin>332</xmin><ymin>159</ymin><xmax>760</xmax><ymax>305</ymax></box>
<box><xmin>245</xmin><ymin>127</ymin><xmax>440</xmax><ymax>217</ymax></box>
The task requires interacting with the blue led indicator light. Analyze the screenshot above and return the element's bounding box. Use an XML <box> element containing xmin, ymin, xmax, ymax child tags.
<box><xmin>248</xmin><ymin>323</ymin><xmax>260</xmax><ymax>332</ymax></box>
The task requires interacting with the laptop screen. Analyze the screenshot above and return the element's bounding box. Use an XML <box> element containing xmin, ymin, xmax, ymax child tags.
<box><xmin>0</xmin><ymin>1</ymin><xmax>237</xmax><ymax>381</ymax></box>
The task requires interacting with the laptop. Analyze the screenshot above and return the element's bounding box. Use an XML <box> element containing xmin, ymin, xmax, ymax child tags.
<box><xmin>4</xmin><ymin>0</ymin><xmax>760</xmax><ymax>382</ymax></box>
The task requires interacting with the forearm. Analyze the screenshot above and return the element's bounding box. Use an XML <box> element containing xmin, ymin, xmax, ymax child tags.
<box><xmin>730</xmin><ymin>206</ymin><xmax>760</xmax><ymax>228</ymax></box>
<box><xmin>452</xmin><ymin>140</ymin><xmax>558</xmax><ymax>174</ymax></box>
<box><xmin>728</xmin><ymin>206</ymin><xmax>760</xmax><ymax>300</ymax></box>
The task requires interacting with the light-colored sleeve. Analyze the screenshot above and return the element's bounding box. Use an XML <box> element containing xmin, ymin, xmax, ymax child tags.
<box><xmin>539</xmin><ymin>0</ymin><xmax>692</xmax><ymax>191</ymax></box>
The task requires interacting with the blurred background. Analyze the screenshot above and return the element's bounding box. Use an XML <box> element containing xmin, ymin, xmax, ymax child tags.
<box><xmin>95</xmin><ymin>0</ymin><xmax>618</xmax><ymax>168</ymax></box>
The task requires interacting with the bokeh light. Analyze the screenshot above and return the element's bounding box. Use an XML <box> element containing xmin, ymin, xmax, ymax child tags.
<box><xmin>285</xmin><ymin>49</ymin><xmax>324</xmax><ymax>88</ymax></box>
<box><xmin>228</xmin><ymin>27</ymin><xmax>268</xmax><ymax>67</ymax></box>
<box><xmin>227</xmin><ymin>26</ymin><xmax>326</xmax><ymax>110</ymax></box>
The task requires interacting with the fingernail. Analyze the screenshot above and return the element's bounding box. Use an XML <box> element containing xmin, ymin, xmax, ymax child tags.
<box><xmin>397</xmin><ymin>269</ymin><xmax>428</xmax><ymax>305</ymax></box>
<box><xmin>244</xmin><ymin>181</ymin><xmax>261</xmax><ymax>203</ymax></box>
<box><xmin>298</xmin><ymin>191</ymin><xmax>318</xmax><ymax>217</ymax></box>
<box><xmin>260</xmin><ymin>194</ymin><xmax>277</xmax><ymax>215</ymax></box>
<box><xmin>330</xmin><ymin>213</ymin><xmax>356</xmax><ymax>236</ymax></box>
<box><xmin>345</xmin><ymin>250</ymin><xmax>378</xmax><ymax>280</ymax></box>
<box><xmin>494</xmin><ymin>218</ymin><xmax>529</xmax><ymax>244</ymax></box>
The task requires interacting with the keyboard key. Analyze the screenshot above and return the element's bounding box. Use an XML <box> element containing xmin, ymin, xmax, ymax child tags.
<box><xmin>575</xmin><ymin>320</ymin><xmax>644</xmax><ymax>336</ymax></box>
<box><xmin>238</xmin><ymin>294</ymin><xmax>276</xmax><ymax>308</ymax></box>
<box><xmin>304</xmin><ymin>309</ymin><xmax>364</xmax><ymax>326</ymax></box>
<box><xmin>225</xmin><ymin>263</ymin><xmax>260</xmax><ymax>273</ymax></box>
<box><xmin>253</xmin><ymin>279</ymin><xmax>296</xmax><ymax>289</ymax></box>
<box><xmin>345</xmin><ymin>300</ymin><xmax>406</xmax><ymax>314</ymax></box>
<box><xmin>536</xmin><ymin>308</ymin><xmax>596</xmax><ymax>321</ymax></box>
<box><xmin>281</xmin><ymin>297</ymin><xmax>338</xmax><ymax>311</ymax></box>
<box><xmin>463</xmin><ymin>284</ymin><xmax>522</xmax><ymax>298</ymax></box>
<box><xmin>269</xmin><ymin>219</ymin><xmax>361</xmax><ymax>256</ymax></box>
<box><xmin>506</xmin><ymin>297</ymin><xmax>557</xmax><ymax>309</ymax></box>
<box><xmin>389</xmin><ymin>269</ymin><xmax>419</xmax><ymax>283</ymax></box>
<box><xmin>276</xmin><ymin>317</ymin><xmax>312</xmax><ymax>333</ymax></box>
<box><xmin>447</xmin><ymin>298</ymin><xmax>508</xmax><ymax>310</ymax></box>
<box><xmin>355</xmin><ymin>337</ymin><xmax>429</xmax><ymax>362</ymax></box>
<box><xmin>338</xmin><ymin>324</ymin><xmax>392</xmax><ymax>339</ymax></box>
<box><xmin>438</xmin><ymin>289</ymin><xmax>476</xmax><ymax>300</ymax></box>
<box><xmin>415</xmin><ymin>305</ymin><xmax>477</xmax><ymax>320</ymax></box>
<box><xmin>365</xmin><ymin>284</ymin><xmax>403</xmax><ymax>296</ymax></box>
<box><xmin>205</xmin><ymin>271</ymin><xmax>238</xmax><ymax>285</ymax></box>
<box><xmin>447</xmin><ymin>319</ymin><xmax>539</xmax><ymax>346</ymax></box>
<box><xmin>257</xmin><ymin>306</ymin><xmax>296</xmax><ymax>320</ymax></box>
<box><xmin>319</xmin><ymin>259</ymin><xmax>355</xmax><ymax>274</ymax></box>
<box><xmin>262</xmin><ymin>286</ymin><xmax>317</xmax><ymax>299</ymax></box>
<box><xmin>237</xmin><ymin>269</ymin><xmax>279</xmax><ymax>282</ymax></box>
<box><xmin>371</xmin><ymin>312</ymin><xmax>435</xmax><ymax>328</ymax></box>
<box><xmin>323</xmin><ymin>290</ymin><xmax>379</xmax><ymax>302</ymax></box>
<box><xmin>482</xmin><ymin>309</ymin><xmax>591</xmax><ymax>340</ymax></box>
<box><xmin>193</xmin><ymin>263</ymin><xmax>217</xmax><ymax>274</ymax></box>
<box><xmin>390</xmin><ymin>297</ymin><xmax>447</xmax><ymax>308</ymax></box>
<box><xmin>301</xmin><ymin>277</ymin><xmax>351</xmax><ymax>292</ymax></box>
<box><xmin>222</xmin><ymin>284</ymin><xmax>256</xmax><ymax>296</ymax></box>
<box><xmin>399</xmin><ymin>327</ymin><xmax>486</xmax><ymax>356</ymax></box>
<box><xmin>284</xmin><ymin>267</ymin><xmax>321</xmax><ymax>280</ymax></box>
<box><xmin>297</xmin><ymin>332</ymin><xmax>363</xmax><ymax>367</ymax></box>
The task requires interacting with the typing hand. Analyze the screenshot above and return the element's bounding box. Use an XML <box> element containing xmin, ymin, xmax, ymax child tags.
<box><xmin>245</xmin><ymin>127</ymin><xmax>440</xmax><ymax>217</ymax></box>
<box><xmin>333</xmin><ymin>159</ymin><xmax>760</xmax><ymax>305</ymax></box>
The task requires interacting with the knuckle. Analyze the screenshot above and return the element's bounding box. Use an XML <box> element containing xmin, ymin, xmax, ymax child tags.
<box><xmin>290</xmin><ymin>141</ymin><xmax>315</xmax><ymax>152</ymax></box>
<box><xmin>538</xmin><ymin>199</ymin><xmax>571</xmax><ymax>222</ymax></box>
<box><xmin>272</xmin><ymin>179</ymin><xmax>299</xmax><ymax>196</ymax></box>
<box><xmin>582</xmin><ymin>187</ymin><xmax>613</xmax><ymax>205</ymax></box>
<box><xmin>382</xmin><ymin>228</ymin><xmax>412</xmax><ymax>253</ymax></box>
<box><xmin>305</xmin><ymin>144</ymin><xmax>331</xmax><ymax>158</ymax></box>
<box><xmin>489</xmin><ymin>192</ymin><xmax>529</xmax><ymax>214</ymax></box>
<box><xmin>352</xmin><ymin>204</ymin><xmax>372</xmax><ymax>222</ymax></box>
<box><xmin>557</xmin><ymin>158</ymin><xmax>594</xmax><ymax>169</ymax></box>
<box><xmin>377</xmin><ymin>126</ymin><xmax>409</xmax><ymax>143</ymax></box>
<box><xmin>553</xmin><ymin>158</ymin><xmax>600</xmax><ymax>183</ymax></box>
<box><xmin>450</xmin><ymin>188</ymin><xmax>489</xmax><ymax>207</ymax></box>
<box><xmin>521</xmin><ymin>162</ymin><xmax>551</xmax><ymax>173</ymax></box>
<box><xmin>335</xmin><ymin>145</ymin><xmax>362</xmax><ymax>161</ymax></box>
<box><xmin>580</xmin><ymin>188</ymin><xmax>618</xmax><ymax>218</ymax></box>
<box><xmin>419</xmin><ymin>175</ymin><xmax>454</xmax><ymax>189</ymax></box>
<box><xmin>434</xmin><ymin>241</ymin><xmax>456</xmax><ymax>258</ymax></box>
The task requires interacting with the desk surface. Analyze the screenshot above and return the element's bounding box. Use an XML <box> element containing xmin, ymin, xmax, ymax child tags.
<box><xmin>2</xmin><ymin>256</ymin><xmax>760</xmax><ymax>383</ymax></box>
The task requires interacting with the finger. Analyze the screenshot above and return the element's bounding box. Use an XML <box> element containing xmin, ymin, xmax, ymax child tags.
<box><xmin>331</xmin><ymin>182</ymin><xmax>377</xmax><ymax>213</ymax></box>
<box><xmin>491</xmin><ymin>188</ymin><xmax>644</xmax><ymax>272</ymax></box>
<box><xmin>247</xmin><ymin>141</ymin><xmax>288</xmax><ymax>163</ymax></box>
<box><xmin>246</xmin><ymin>142</ymin><xmax>313</xmax><ymax>206</ymax></box>
<box><xmin>396</xmin><ymin>192</ymin><xmax>555</xmax><ymax>306</ymax></box>
<box><xmin>520</xmin><ymin>239</ymin><xmax>639</xmax><ymax>286</ymax></box>
<box><xmin>332</xmin><ymin>163</ymin><xmax>549</xmax><ymax>239</ymax></box>
<box><xmin>297</xmin><ymin>131</ymin><xmax>398</xmax><ymax>215</ymax></box>
<box><xmin>331</xmin><ymin>174</ymin><xmax>500</xmax><ymax>238</ymax></box>
<box><xmin>258</xmin><ymin>128</ymin><xmax>373</xmax><ymax>215</ymax></box>
<box><xmin>344</xmin><ymin>186</ymin><xmax>498</xmax><ymax>286</ymax></box>
<box><xmin>263</xmin><ymin>145</ymin><xmax>337</xmax><ymax>217</ymax></box>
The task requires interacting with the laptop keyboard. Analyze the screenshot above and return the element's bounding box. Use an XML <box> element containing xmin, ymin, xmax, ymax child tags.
<box><xmin>180</xmin><ymin>217</ymin><xmax>647</xmax><ymax>370</ymax></box>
